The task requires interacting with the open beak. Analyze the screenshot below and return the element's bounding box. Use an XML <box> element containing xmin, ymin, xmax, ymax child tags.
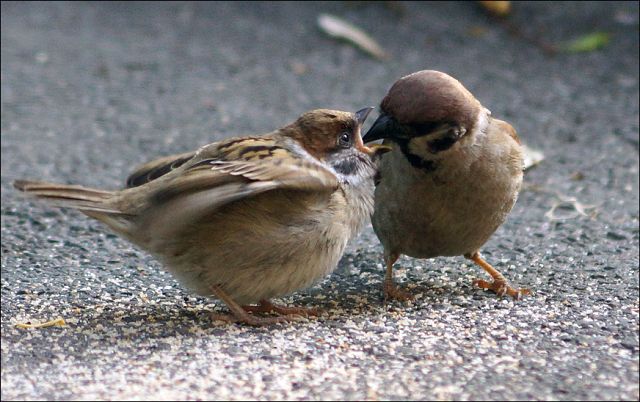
<box><xmin>354</xmin><ymin>107</ymin><xmax>376</xmax><ymax>156</ymax></box>
<box><xmin>355</xmin><ymin>107</ymin><xmax>374</xmax><ymax>126</ymax></box>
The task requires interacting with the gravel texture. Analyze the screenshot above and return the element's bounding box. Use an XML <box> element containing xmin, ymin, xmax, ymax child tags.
<box><xmin>1</xmin><ymin>1</ymin><xmax>638</xmax><ymax>400</ymax></box>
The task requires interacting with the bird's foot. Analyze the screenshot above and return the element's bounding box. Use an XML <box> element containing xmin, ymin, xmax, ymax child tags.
<box><xmin>242</xmin><ymin>299</ymin><xmax>323</xmax><ymax>317</ymax></box>
<box><xmin>466</xmin><ymin>252</ymin><xmax>531</xmax><ymax>300</ymax></box>
<box><xmin>472</xmin><ymin>278</ymin><xmax>531</xmax><ymax>300</ymax></box>
<box><xmin>209</xmin><ymin>285</ymin><xmax>306</xmax><ymax>326</ymax></box>
<box><xmin>384</xmin><ymin>283</ymin><xmax>415</xmax><ymax>303</ymax></box>
<box><xmin>210</xmin><ymin>311</ymin><xmax>303</xmax><ymax>326</ymax></box>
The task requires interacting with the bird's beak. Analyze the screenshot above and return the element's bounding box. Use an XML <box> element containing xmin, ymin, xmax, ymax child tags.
<box><xmin>368</xmin><ymin>144</ymin><xmax>392</xmax><ymax>159</ymax></box>
<box><xmin>362</xmin><ymin>113</ymin><xmax>397</xmax><ymax>143</ymax></box>
<box><xmin>354</xmin><ymin>107</ymin><xmax>376</xmax><ymax>156</ymax></box>
<box><xmin>355</xmin><ymin>107</ymin><xmax>375</xmax><ymax>126</ymax></box>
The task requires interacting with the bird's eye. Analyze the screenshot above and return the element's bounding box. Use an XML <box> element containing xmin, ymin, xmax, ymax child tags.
<box><xmin>338</xmin><ymin>132</ymin><xmax>351</xmax><ymax>148</ymax></box>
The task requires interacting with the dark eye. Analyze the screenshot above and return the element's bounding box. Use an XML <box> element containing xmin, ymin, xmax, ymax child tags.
<box><xmin>338</xmin><ymin>132</ymin><xmax>351</xmax><ymax>148</ymax></box>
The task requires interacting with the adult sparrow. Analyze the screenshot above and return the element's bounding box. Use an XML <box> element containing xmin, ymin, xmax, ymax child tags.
<box><xmin>14</xmin><ymin>107</ymin><xmax>387</xmax><ymax>325</ymax></box>
<box><xmin>363</xmin><ymin>70</ymin><xmax>530</xmax><ymax>301</ymax></box>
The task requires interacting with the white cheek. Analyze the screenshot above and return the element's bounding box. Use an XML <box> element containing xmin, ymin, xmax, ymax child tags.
<box><xmin>476</xmin><ymin>109</ymin><xmax>491</xmax><ymax>133</ymax></box>
<box><xmin>407</xmin><ymin>136</ymin><xmax>432</xmax><ymax>157</ymax></box>
<box><xmin>407</xmin><ymin>131</ymin><xmax>462</xmax><ymax>158</ymax></box>
<box><xmin>465</xmin><ymin>109</ymin><xmax>491</xmax><ymax>147</ymax></box>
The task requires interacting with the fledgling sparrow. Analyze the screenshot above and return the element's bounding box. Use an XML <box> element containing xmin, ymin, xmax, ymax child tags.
<box><xmin>14</xmin><ymin>107</ymin><xmax>387</xmax><ymax>326</ymax></box>
<box><xmin>363</xmin><ymin>70</ymin><xmax>531</xmax><ymax>301</ymax></box>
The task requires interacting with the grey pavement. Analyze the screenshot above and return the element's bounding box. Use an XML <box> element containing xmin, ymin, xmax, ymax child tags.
<box><xmin>1</xmin><ymin>1</ymin><xmax>638</xmax><ymax>400</ymax></box>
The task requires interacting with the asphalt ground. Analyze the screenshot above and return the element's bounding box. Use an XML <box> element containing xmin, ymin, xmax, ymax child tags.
<box><xmin>1</xmin><ymin>1</ymin><xmax>638</xmax><ymax>400</ymax></box>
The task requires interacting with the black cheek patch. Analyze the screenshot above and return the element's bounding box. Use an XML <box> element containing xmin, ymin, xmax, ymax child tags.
<box><xmin>426</xmin><ymin>126</ymin><xmax>465</xmax><ymax>154</ymax></box>
<box><xmin>394</xmin><ymin>137</ymin><xmax>437</xmax><ymax>173</ymax></box>
<box><xmin>427</xmin><ymin>136</ymin><xmax>458</xmax><ymax>153</ymax></box>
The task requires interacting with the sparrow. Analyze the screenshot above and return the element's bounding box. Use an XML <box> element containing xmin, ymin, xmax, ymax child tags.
<box><xmin>14</xmin><ymin>107</ymin><xmax>387</xmax><ymax>326</ymax></box>
<box><xmin>362</xmin><ymin>70</ymin><xmax>531</xmax><ymax>302</ymax></box>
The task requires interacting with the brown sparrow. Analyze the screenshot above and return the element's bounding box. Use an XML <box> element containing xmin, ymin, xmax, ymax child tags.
<box><xmin>14</xmin><ymin>107</ymin><xmax>387</xmax><ymax>325</ymax></box>
<box><xmin>363</xmin><ymin>70</ymin><xmax>531</xmax><ymax>301</ymax></box>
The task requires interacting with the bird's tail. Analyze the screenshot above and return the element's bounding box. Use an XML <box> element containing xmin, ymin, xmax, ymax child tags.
<box><xmin>13</xmin><ymin>180</ymin><xmax>119</xmax><ymax>212</ymax></box>
<box><xmin>13</xmin><ymin>179</ymin><xmax>134</xmax><ymax>234</ymax></box>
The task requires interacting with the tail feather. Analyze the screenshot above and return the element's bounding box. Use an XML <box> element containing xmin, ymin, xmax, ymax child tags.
<box><xmin>13</xmin><ymin>179</ymin><xmax>121</xmax><ymax>214</ymax></box>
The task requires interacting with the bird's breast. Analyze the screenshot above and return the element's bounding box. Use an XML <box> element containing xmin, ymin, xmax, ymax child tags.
<box><xmin>372</xmin><ymin>136</ymin><xmax>523</xmax><ymax>258</ymax></box>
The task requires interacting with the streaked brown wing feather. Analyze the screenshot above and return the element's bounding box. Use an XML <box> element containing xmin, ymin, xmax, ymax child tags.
<box><xmin>125</xmin><ymin>136</ymin><xmax>279</xmax><ymax>188</ymax></box>
<box><xmin>143</xmin><ymin>137</ymin><xmax>339</xmax><ymax>236</ymax></box>
<box><xmin>152</xmin><ymin>147</ymin><xmax>338</xmax><ymax>203</ymax></box>
<box><xmin>125</xmin><ymin>151</ymin><xmax>196</xmax><ymax>188</ymax></box>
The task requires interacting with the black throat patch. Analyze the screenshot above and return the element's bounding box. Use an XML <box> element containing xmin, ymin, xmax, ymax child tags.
<box><xmin>332</xmin><ymin>158</ymin><xmax>359</xmax><ymax>176</ymax></box>
<box><xmin>393</xmin><ymin>137</ymin><xmax>437</xmax><ymax>173</ymax></box>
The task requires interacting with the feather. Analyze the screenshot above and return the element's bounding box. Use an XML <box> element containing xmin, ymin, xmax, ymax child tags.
<box><xmin>125</xmin><ymin>151</ymin><xmax>196</xmax><ymax>188</ymax></box>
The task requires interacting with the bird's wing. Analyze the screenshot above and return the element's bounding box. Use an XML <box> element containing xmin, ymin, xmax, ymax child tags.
<box><xmin>125</xmin><ymin>151</ymin><xmax>197</xmax><ymax>188</ymax></box>
<box><xmin>140</xmin><ymin>136</ymin><xmax>339</xmax><ymax>231</ymax></box>
<box><xmin>154</xmin><ymin>136</ymin><xmax>338</xmax><ymax>198</ymax></box>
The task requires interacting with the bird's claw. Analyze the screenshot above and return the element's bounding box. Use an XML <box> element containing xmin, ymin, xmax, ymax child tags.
<box><xmin>243</xmin><ymin>301</ymin><xmax>323</xmax><ymax>317</ymax></box>
<box><xmin>210</xmin><ymin>311</ymin><xmax>304</xmax><ymax>326</ymax></box>
<box><xmin>472</xmin><ymin>278</ymin><xmax>531</xmax><ymax>300</ymax></box>
<box><xmin>384</xmin><ymin>283</ymin><xmax>415</xmax><ymax>303</ymax></box>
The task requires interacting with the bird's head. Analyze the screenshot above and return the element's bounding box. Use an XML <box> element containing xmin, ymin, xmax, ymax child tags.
<box><xmin>363</xmin><ymin>70</ymin><xmax>500</xmax><ymax>165</ymax></box>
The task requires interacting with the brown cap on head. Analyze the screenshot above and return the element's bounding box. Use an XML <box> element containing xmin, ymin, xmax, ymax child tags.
<box><xmin>285</xmin><ymin>108</ymin><xmax>374</xmax><ymax>159</ymax></box>
<box><xmin>380</xmin><ymin>70</ymin><xmax>482</xmax><ymax>131</ymax></box>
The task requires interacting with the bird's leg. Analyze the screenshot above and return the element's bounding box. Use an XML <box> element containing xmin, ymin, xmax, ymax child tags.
<box><xmin>465</xmin><ymin>252</ymin><xmax>531</xmax><ymax>300</ymax></box>
<box><xmin>383</xmin><ymin>252</ymin><xmax>414</xmax><ymax>303</ymax></box>
<box><xmin>209</xmin><ymin>285</ymin><xmax>302</xmax><ymax>326</ymax></box>
<box><xmin>242</xmin><ymin>299</ymin><xmax>322</xmax><ymax>317</ymax></box>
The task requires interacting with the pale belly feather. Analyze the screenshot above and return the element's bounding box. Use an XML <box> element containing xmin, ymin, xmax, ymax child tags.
<box><xmin>372</xmin><ymin>133</ymin><xmax>522</xmax><ymax>259</ymax></box>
